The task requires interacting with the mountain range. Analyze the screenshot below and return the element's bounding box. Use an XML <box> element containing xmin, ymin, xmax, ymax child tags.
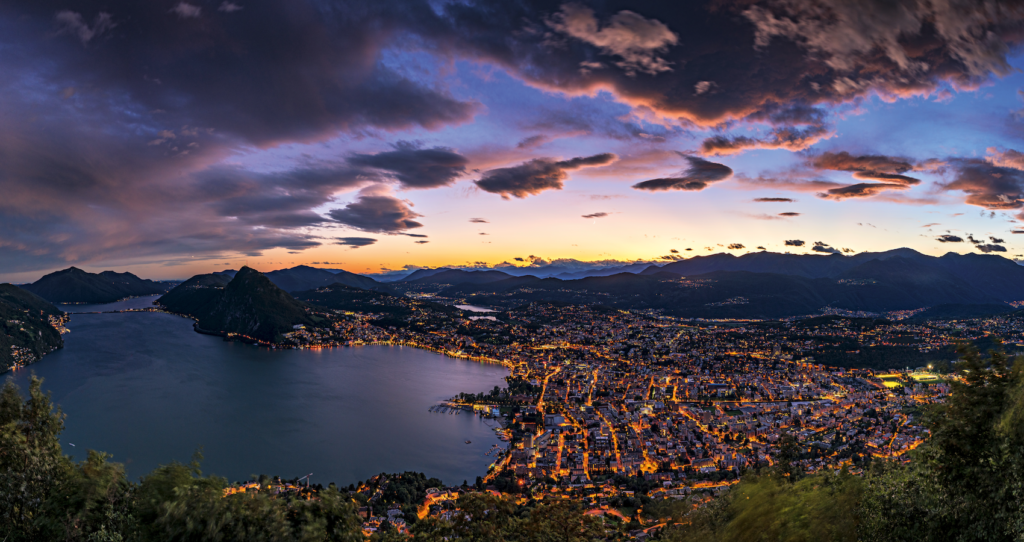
<box><xmin>204</xmin><ymin>265</ymin><xmax>391</xmax><ymax>294</ymax></box>
<box><xmin>22</xmin><ymin>267</ymin><xmax>170</xmax><ymax>304</ymax></box>
<box><xmin>435</xmin><ymin>249</ymin><xmax>1024</xmax><ymax>318</ymax></box>
<box><xmin>23</xmin><ymin>248</ymin><xmax>1024</xmax><ymax>325</ymax></box>
<box><xmin>643</xmin><ymin>249</ymin><xmax>1024</xmax><ymax>301</ymax></box>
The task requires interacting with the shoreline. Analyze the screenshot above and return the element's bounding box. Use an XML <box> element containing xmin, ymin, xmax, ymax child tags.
<box><xmin>59</xmin><ymin>307</ymin><xmax>516</xmax><ymax>371</ymax></box>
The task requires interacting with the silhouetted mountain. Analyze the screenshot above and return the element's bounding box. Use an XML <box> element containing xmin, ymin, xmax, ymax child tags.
<box><xmin>158</xmin><ymin>267</ymin><xmax>315</xmax><ymax>343</ymax></box>
<box><xmin>22</xmin><ymin>267</ymin><xmax>170</xmax><ymax>304</ymax></box>
<box><xmin>0</xmin><ymin>284</ymin><xmax>64</xmax><ymax>371</ymax></box>
<box><xmin>442</xmin><ymin>264</ymin><xmax>1003</xmax><ymax>318</ymax></box>
<box><xmin>403</xmin><ymin>269</ymin><xmax>514</xmax><ymax>285</ymax></box>
<box><xmin>154</xmin><ymin>273</ymin><xmax>232</xmax><ymax>317</ymax></box>
<box><xmin>833</xmin><ymin>257</ymin><xmax>1001</xmax><ymax>309</ymax></box>
<box><xmin>398</xmin><ymin>268</ymin><xmax>453</xmax><ymax>282</ymax></box>
<box><xmin>264</xmin><ymin>265</ymin><xmax>390</xmax><ymax>294</ymax></box>
<box><xmin>552</xmin><ymin>262</ymin><xmax>655</xmax><ymax>280</ymax></box>
<box><xmin>646</xmin><ymin>249</ymin><xmax>1024</xmax><ymax>301</ymax></box>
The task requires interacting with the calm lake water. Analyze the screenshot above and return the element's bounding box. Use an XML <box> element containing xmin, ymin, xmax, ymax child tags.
<box><xmin>8</xmin><ymin>310</ymin><xmax>508</xmax><ymax>486</ymax></box>
<box><xmin>57</xmin><ymin>294</ymin><xmax>162</xmax><ymax>313</ymax></box>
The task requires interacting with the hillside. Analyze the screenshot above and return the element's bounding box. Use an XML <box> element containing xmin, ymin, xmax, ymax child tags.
<box><xmin>645</xmin><ymin>248</ymin><xmax>1024</xmax><ymax>301</ymax></box>
<box><xmin>442</xmin><ymin>266</ymin><xmax>1002</xmax><ymax>318</ymax></box>
<box><xmin>0</xmin><ymin>284</ymin><xmax>65</xmax><ymax>371</ymax></box>
<box><xmin>264</xmin><ymin>265</ymin><xmax>390</xmax><ymax>293</ymax></box>
<box><xmin>22</xmin><ymin>267</ymin><xmax>170</xmax><ymax>304</ymax></box>
<box><xmin>158</xmin><ymin>267</ymin><xmax>316</xmax><ymax>343</ymax></box>
<box><xmin>154</xmin><ymin>273</ymin><xmax>232</xmax><ymax>317</ymax></box>
<box><xmin>403</xmin><ymin>269</ymin><xmax>514</xmax><ymax>285</ymax></box>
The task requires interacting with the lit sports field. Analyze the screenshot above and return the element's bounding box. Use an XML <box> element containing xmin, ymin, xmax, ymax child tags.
<box><xmin>878</xmin><ymin>375</ymin><xmax>903</xmax><ymax>388</ymax></box>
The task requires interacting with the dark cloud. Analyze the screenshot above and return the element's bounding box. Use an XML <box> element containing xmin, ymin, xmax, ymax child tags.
<box><xmin>937</xmin><ymin>234</ymin><xmax>964</xmax><ymax>243</ymax></box>
<box><xmin>469</xmin><ymin>218</ymin><xmax>488</xmax><ymax>223</ymax></box>
<box><xmin>811</xmin><ymin>241</ymin><xmax>841</xmax><ymax>254</ymax></box>
<box><xmin>415</xmin><ymin>240</ymin><xmax>429</xmax><ymax>244</ymax></box>
<box><xmin>727</xmin><ymin>243</ymin><xmax>745</xmax><ymax>250</ymax></box>
<box><xmin>14</xmin><ymin>1</ymin><xmax>482</xmax><ymax>146</ymax></box>
<box><xmin>810</xmin><ymin>151</ymin><xmax>924</xmax><ymax>199</ymax></box>
<box><xmin>991</xmin><ymin>236</ymin><xmax>1006</xmax><ymax>243</ymax></box>
<box><xmin>1014</xmin><ymin>230</ymin><xmax>1024</xmax><ymax>234</ymax></box>
<box><xmin>754</xmin><ymin>197</ymin><xmax>795</xmax><ymax>203</ymax></box>
<box><xmin>347</xmin><ymin>141</ymin><xmax>468</xmax><ymax>189</ymax></box>
<box><xmin>819</xmin><ymin>183</ymin><xmax>909</xmax><ymax>200</ymax></box>
<box><xmin>811</xmin><ymin>151</ymin><xmax>921</xmax><ymax>185</ymax></box>
<box><xmin>785</xmin><ymin>240</ymin><xmax>805</xmax><ymax>247</ymax></box>
<box><xmin>336</xmin><ymin>237</ymin><xmax>377</xmax><ymax>248</ymax></box>
<box><xmin>192</xmin><ymin>164</ymin><xmax>365</xmax><ymax>228</ymax></box>
<box><xmin>442</xmin><ymin>0</ymin><xmax>1023</xmax><ymax>142</ymax></box>
<box><xmin>327</xmin><ymin>186</ymin><xmax>424</xmax><ymax>233</ymax></box>
<box><xmin>632</xmin><ymin>155</ymin><xmax>733</xmax><ymax>191</ymax></box>
<box><xmin>779</xmin><ymin>212</ymin><xmax>800</xmax><ymax>217</ymax></box>
<box><xmin>475</xmin><ymin>153</ymin><xmax>616</xmax><ymax>198</ymax></box>
<box><xmin>702</xmin><ymin>124</ymin><xmax>831</xmax><ymax>156</ymax></box>
<box><xmin>757</xmin><ymin>246</ymin><xmax>766</xmax><ymax>250</ymax></box>
<box><xmin>941</xmin><ymin>159</ymin><xmax>1024</xmax><ymax>215</ymax></box>
<box><xmin>670</xmin><ymin>249</ymin><xmax>679</xmax><ymax>253</ymax></box>
<box><xmin>977</xmin><ymin>244</ymin><xmax>1007</xmax><ymax>253</ymax></box>
<box><xmin>582</xmin><ymin>212</ymin><xmax>609</xmax><ymax>219</ymax></box>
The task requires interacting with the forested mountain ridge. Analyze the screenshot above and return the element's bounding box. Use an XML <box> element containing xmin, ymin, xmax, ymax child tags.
<box><xmin>644</xmin><ymin>249</ymin><xmax>1024</xmax><ymax>301</ymax></box>
<box><xmin>264</xmin><ymin>265</ymin><xmax>392</xmax><ymax>293</ymax></box>
<box><xmin>22</xmin><ymin>267</ymin><xmax>170</xmax><ymax>304</ymax></box>
<box><xmin>441</xmin><ymin>266</ymin><xmax>1002</xmax><ymax>318</ymax></box>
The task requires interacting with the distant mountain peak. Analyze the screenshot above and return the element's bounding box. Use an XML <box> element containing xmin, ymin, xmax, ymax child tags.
<box><xmin>24</xmin><ymin>266</ymin><xmax>168</xmax><ymax>304</ymax></box>
<box><xmin>160</xmin><ymin>267</ymin><xmax>314</xmax><ymax>343</ymax></box>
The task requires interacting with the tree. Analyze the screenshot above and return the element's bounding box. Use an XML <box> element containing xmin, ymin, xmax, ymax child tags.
<box><xmin>521</xmin><ymin>499</ymin><xmax>604</xmax><ymax>542</ymax></box>
<box><xmin>35</xmin><ymin>450</ymin><xmax>139</xmax><ymax>541</ymax></box>
<box><xmin>0</xmin><ymin>376</ymin><xmax>72</xmax><ymax>541</ymax></box>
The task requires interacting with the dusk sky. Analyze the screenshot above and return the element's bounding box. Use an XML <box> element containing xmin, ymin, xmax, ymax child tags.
<box><xmin>3</xmin><ymin>0</ymin><xmax>1024</xmax><ymax>283</ymax></box>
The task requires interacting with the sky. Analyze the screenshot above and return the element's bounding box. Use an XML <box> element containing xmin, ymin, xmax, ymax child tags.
<box><xmin>2</xmin><ymin>0</ymin><xmax>1024</xmax><ymax>283</ymax></box>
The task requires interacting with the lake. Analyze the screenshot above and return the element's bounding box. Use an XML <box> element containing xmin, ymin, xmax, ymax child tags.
<box><xmin>8</xmin><ymin>310</ymin><xmax>509</xmax><ymax>487</ymax></box>
<box><xmin>57</xmin><ymin>294</ymin><xmax>163</xmax><ymax>313</ymax></box>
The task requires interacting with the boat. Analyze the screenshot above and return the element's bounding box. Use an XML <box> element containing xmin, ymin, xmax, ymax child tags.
<box><xmin>465</xmin><ymin>440</ymin><xmax>472</xmax><ymax>444</ymax></box>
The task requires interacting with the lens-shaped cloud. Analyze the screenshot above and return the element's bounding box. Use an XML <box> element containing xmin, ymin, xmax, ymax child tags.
<box><xmin>475</xmin><ymin>153</ymin><xmax>617</xmax><ymax>199</ymax></box>
<box><xmin>633</xmin><ymin>156</ymin><xmax>733</xmax><ymax>192</ymax></box>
